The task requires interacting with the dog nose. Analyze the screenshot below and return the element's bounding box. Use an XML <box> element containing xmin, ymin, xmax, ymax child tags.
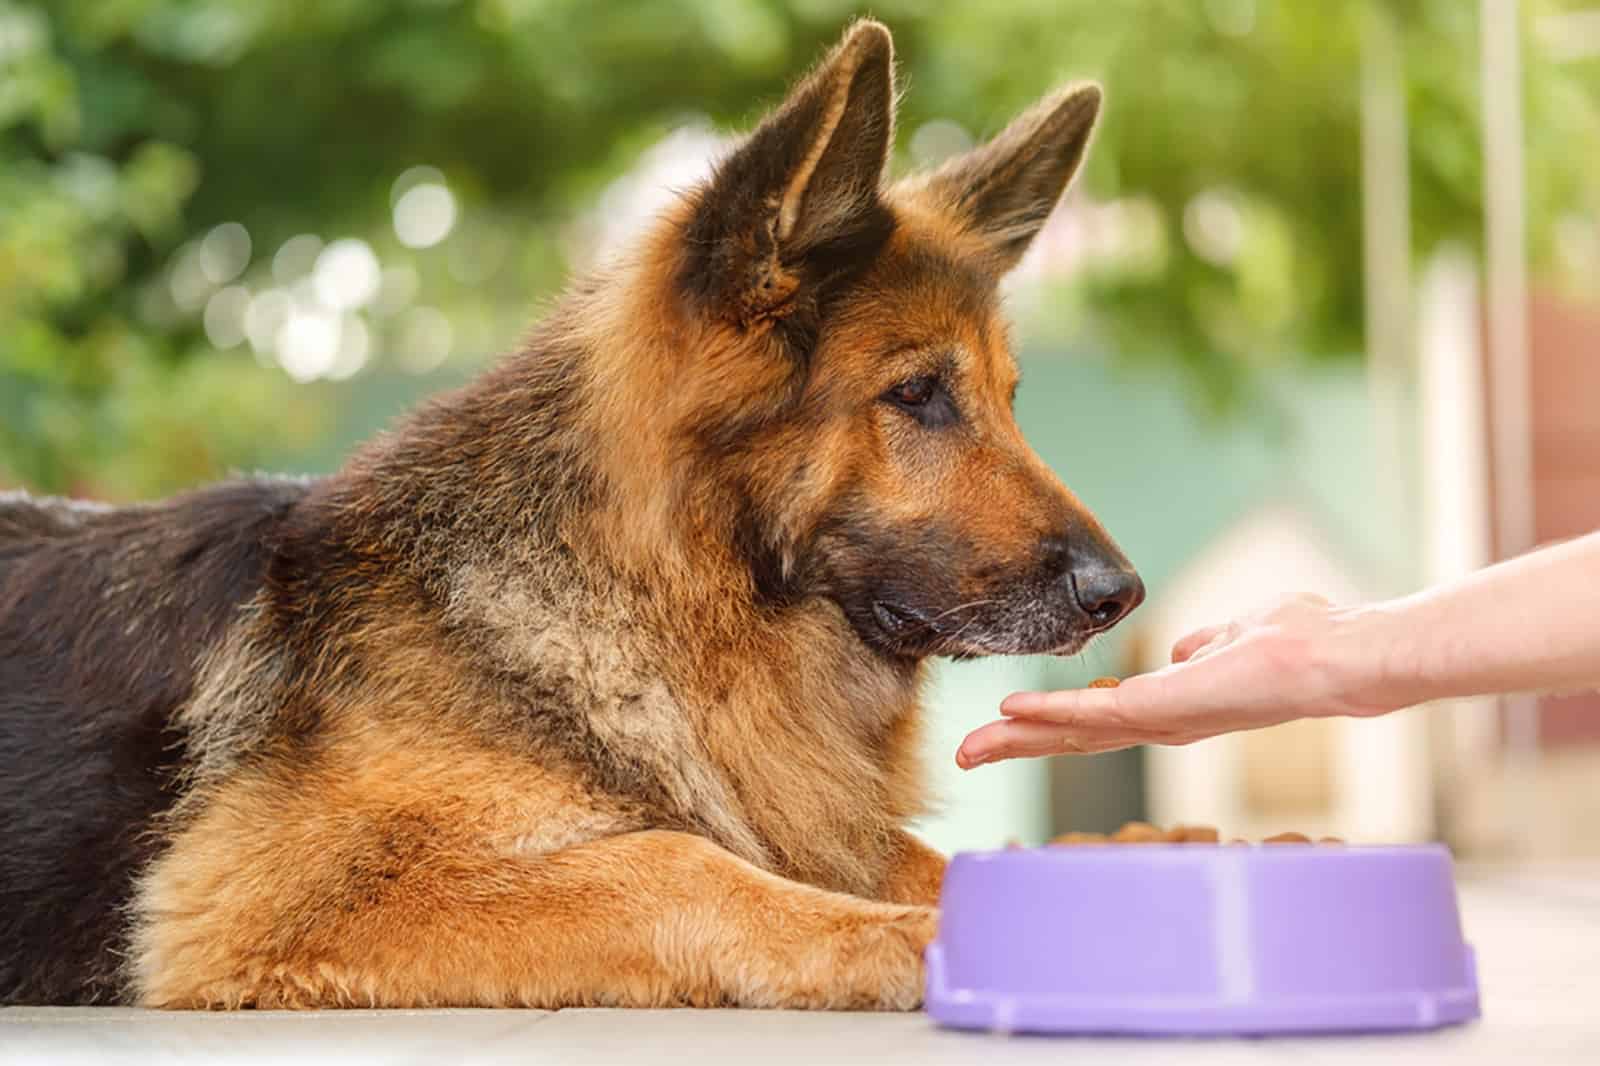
<box><xmin>1038</xmin><ymin>534</ymin><xmax>1073</xmax><ymax>577</ymax></box>
<box><xmin>1071</xmin><ymin>565</ymin><xmax>1144</xmax><ymax>629</ymax></box>
<box><xmin>1038</xmin><ymin>534</ymin><xmax>1145</xmax><ymax>629</ymax></box>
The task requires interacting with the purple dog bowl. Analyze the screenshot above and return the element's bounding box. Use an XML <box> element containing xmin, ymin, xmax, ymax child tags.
<box><xmin>926</xmin><ymin>843</ymin><xmax>1479</xmax><ymax>1035</ymax></box>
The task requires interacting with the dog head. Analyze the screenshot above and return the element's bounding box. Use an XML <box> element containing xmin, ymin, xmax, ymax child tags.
<box><xmin>651</xmin><ymin>21</ymin><xmax>1141</xmax><ymax>660</ymax></box>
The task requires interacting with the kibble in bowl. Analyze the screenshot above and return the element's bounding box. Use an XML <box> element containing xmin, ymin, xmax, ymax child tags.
<box><xmin>1046</xmin><ymin>822</ymin><xmax>1342</xmax><ymax>847</ymax></box>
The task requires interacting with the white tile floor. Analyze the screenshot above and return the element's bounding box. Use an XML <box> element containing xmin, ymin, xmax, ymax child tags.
<box><xmin>5</xmin><ymin>866</ymin><xmax>1600</xmax><ymax>1066</ymax></box>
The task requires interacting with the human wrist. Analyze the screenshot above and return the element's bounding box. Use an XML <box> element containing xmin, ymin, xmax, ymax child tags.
<box><xmin>1322</xmin><ymin>602</ymin><xmax>1429</xmax><ymax>714</ymax></box>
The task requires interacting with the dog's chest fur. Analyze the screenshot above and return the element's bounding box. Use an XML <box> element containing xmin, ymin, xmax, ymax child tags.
<box><xmin>446</xmin><ymin>555</ymin><xmax>928</xmax><ymax>896</ymax></box>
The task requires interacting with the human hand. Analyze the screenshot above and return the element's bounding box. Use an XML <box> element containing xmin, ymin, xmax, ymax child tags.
<box><xmin>956</xmin><ymin>594</ymin><xmax>1403</xmax><ymax>767</ymax></box>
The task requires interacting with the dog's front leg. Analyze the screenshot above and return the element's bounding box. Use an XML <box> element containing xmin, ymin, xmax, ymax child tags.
<box><xmin>136</xmin><ymin>826</ymin><xmax>935</xmax><ymax>1010</ymax></box>
<box><xmin>874</xmin><ymin>830</ymin><xmax>947</xmax><ymax>906</ymax></box>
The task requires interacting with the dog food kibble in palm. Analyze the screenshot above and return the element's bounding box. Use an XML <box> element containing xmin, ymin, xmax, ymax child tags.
<box><xmin>1088</xmin><ymin>677</ymin><xmax>1121</xmax><ymax>689</ymax></box>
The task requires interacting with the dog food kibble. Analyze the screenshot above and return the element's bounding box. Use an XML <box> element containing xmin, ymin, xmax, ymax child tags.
<box><xmin>1051</xmin><ymin>831</ymin><xmax>1110</xmax><ymax>845</ymax></box>
<box><xmin>1047</xmin><ymin>823</ymin><xmax>1345</xmax><ymax>847</ymax></box>
<box><xmin>1167</xmin><ymin>825</ymin><xmax>1220</xmax><ymax>844</ymax></box>
<box><xmin>1109</xmin><ymin>821</ymin><xmax>1165</xmax><ymax>843</ymax></box>
<box><xmin>1088</xmin><ymin>677</ymin><xmax>1121</xmax><ymax>689</ymax></box>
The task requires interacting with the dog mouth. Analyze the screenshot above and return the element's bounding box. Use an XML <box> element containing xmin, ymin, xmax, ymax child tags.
<box><xmin>871</xmin><ymin>600</ymin><xmax>926</xmax><ymax>638</ymax></box>
<box><xmin>866</xmin><ymin>595</ymin><xmax>1098</xmax><ymax>660</ymax></box>
<box><xmin>1045</xmin><ymin>634</ymin><xmax>1093</xmax><ymax>658</ymax></box>
<box><xmin>868</xmin><ymin>599</ymin><xmax>962</xmax><ymax>659</ymax></box>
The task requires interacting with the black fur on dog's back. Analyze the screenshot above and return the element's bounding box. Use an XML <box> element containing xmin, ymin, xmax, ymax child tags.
<box><xmin>0</xmin><ymin>479</ymin><xmax>309</xmax><ymax>1003</ymax></box>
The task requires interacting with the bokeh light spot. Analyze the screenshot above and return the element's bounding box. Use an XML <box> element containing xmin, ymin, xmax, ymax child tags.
<box><xmin>313</xmin><ymin>238</ymin><xmax>382</xmax><ymax>311</ymax></box>
<box><xmin>394</xmin><ymin>184</ymin><xmax>457</xmax><ymax>249</ymax></box>
<box><xmin>909</xmin><ymin>119</ymin><xmax>974</xmax><ymax>169</ymax></box>
<box><xmin>244</xmin><ymin>288</ymin><xmax>292</xmax><ymax>357</ymax></box>
<box><xmin>203</xmin><ymin>285</ymin><xmax>252</xmax><ymax>349</ymax></box>
<box><xmin>276</xmin><ymin>308</ymin><xmax>342</xmax><ymax>383</ymax></box>
<box><xmin>168</xmin><ymin>243</ymin><xmax>211</xmax><ymax>313</ymax></box>
<box><xmin>328</xmin><ymin>315</ymin><xmax>371</xmax><ymax>381</ymax></box>
<box><xmin>1184</xmin><ymin>189</ymin><xmax>1245</xmax><ymax>266</ymax></box>
<box><xmin>273</xmin><ymin>234</ymin><xmax>324</xmax><ymax>284</ymax></box>
<box><xmin>395</xmin><ymin>307</ymin><xmax>453</xmax><ymax>373</ymax></box>
<box><xmin>199</xmin><ymin>222</ymin><xmax>251</xmax><ymax>285</ymax></box>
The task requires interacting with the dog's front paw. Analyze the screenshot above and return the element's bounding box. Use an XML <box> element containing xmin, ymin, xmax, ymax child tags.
<box><xmin>845</xmin><ymin>903</ymin><xmax>938</xmax><ymax>1011</ymax></box>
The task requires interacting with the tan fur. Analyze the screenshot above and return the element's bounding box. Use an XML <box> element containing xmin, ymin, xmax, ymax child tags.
<box><xmin>135</xmin><ymin>506</ymin><xmax>939</xmax><ymax>1006</ymax></box>
<box><xmin>115</xmin><ymin>19</ymin><xmax>1123</xmax><ymax>1011</ymax></box>
<box><xmin>136</xmin><ymin>721</ymin><xmax>931</xmax><ymax>1009</ymax></box>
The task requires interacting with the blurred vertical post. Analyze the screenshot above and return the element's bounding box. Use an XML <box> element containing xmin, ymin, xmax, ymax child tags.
<box><xmin>1418</xmin><ymin>250</ymin><xmax>1500</xmax><ymax>851</ymax></box>
<box><xmin>1345</xmin><ymin>0</ymin><xmax>1434</xmax><ymax>842</ymax></box>
<box><xmin>1480</xmin><ymin>0</ymin><xmax>1541</xmax><ymax>851</ymax></box>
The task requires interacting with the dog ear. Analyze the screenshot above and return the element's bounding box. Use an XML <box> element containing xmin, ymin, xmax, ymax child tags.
<box><xmin>684</xmin><ymin>20</ymin><xmax>896</xmax><ymax>326</ymax></box>
<box><xmin>918</xmin><ymin>84</ymin><xmax>1101</xmax><ymax>271</ymax></box>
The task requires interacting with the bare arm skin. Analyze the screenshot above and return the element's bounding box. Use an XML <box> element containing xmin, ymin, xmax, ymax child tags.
<box><xmin>958</xmin><ymin>532</ymin><xmax>1600</xmax><ymax>765</ymax></box>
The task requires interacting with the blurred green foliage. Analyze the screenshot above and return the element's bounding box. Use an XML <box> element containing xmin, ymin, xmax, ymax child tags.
<box><xmin>2</xmin><ymin>0</ymin><xmax>1596</xmax><ymax>498</ymax></box>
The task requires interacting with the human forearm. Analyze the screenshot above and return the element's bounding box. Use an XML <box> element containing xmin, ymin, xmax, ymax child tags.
<box><xmin>1352</xmin><ymin>531</ymin><xmax>1600</xmax><ymax>707</ymax></box>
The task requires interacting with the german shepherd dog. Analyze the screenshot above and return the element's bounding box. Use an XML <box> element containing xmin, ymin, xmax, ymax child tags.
<box><xmin>0</xmin><ymin>21</ymin><xmax>1140</xmax><ymax>1008</ymax></box>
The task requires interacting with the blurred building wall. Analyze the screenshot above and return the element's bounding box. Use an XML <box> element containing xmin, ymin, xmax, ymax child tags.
<box><xmin>1448</xmin><ymin>285</ymin><xmax>1600</xmax><ymax>859</ymax></box>
<box><xmin>1522</xmin><ymin>291</ymin><xmax>1600</xmax><ymax>747</ymax></box>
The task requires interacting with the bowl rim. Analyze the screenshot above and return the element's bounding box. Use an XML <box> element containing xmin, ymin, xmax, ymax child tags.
<box><xmin>953</xmin><ymin>842</ymin><xmax>1455</xmax><ymax>864</ymax></box>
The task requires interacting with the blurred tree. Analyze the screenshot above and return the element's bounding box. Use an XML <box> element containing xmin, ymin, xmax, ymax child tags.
<box><xmin>910</xmin><ymin>0</ymin><xmax>1598</xmax><ymax>403</ymax></box>
<box><xmin>1</xmin><ymin>0</ymin><xmax>1596</xmax><ymax>496</ymax></box>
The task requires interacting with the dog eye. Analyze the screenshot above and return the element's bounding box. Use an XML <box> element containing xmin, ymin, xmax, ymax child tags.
<box><xmin>884</xmin><ymin>377</ymin><xmax>936</xmax><ymax>408</ymax></box>
<box><xmin>881</xmin><ymin>375</ymin><xmax>959</xmax><ymax>428</ymax></box>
